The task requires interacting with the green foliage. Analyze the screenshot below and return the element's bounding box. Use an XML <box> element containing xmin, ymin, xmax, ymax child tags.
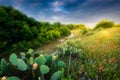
<box><xmin>66</xmin><ymin>24</ymin><xmax>86</xmax><ymax>30</ymax></box>
<box><xmin>28</xmin><ymin>57</ymin><xmax>34</xmax><ymax>65</ymax></box>
<box><xmin>40</xmin><ymin>65</ymin><xmax>49</xmax><ymax>75</ymax></box>
<box><xmin>17</xmin><ymin>59</ymin><xmax>27</xmax><ymax>71</ymax></box>
<box><xmin>95</xmin><ymin>20</ymin><xmax>114</xmax><ymax>29</ymax></box>
<box><xmin>31</xmin><ymin>26</ymin><xmax>39</xmax><ymax>38</ymax></box>
<box><xmin>57</xmin><ymin>32</ymin><xmax>120</xmax><ymax>79</ymax></box>
<box><xmin>3</xmin><ymin>5</ymin><xmax>120</xmax><ymax>80</ymax></box>
<box><xmin>58</xmin><ymin>39</ymin><xmax>82</xmax><ymax>56</ymax></box>
<box><xmin>80</xmin><ymin>27</ymin><xmax>92</xmax><ymax>35</ymax></box>
<box><xmin>20</xmin><ymin>52</ymin><xmax>26</xmax><ymax>60</ymax></box>
<box><xmin>51</xmin><ymin>71</ymin><xmax>62</xmax><ymax>80</ymax></box>
<box><xmin>0</xmin><ymin>49</ymin><xmax>66</xmax><ymax>80</ymax></box>
<box><xmin>59</xmin><ymin>26</ymin><xmax>70</xmax><ymax>36</ymax></box>
<box><xmin>0</xmin><ymin>41</ymin><xmax>7</xmax><ymax>48</ymax></box>
<box><xmin>7</xmin><ymin>76</ymin><xmax>21</xmax><ymax>80</ymax></box>
<box><xmin>28</xmin><ymin>48</ymin><xmax>34</xmax><ymax>54</ymax></box>
<box><xmin>0</xmin><ymin>6</ymin><xmax>74</xmax><ymax>54</ymax></box>
<box><xmin>53</xmin><ymin>22</ymin><xmax>61</xmax><ymax>28</ymax></box>
<box><xmin>82</xmin><ymin>28</ymin><xmax>89</xmax><ymax>34</ymax></box>
<box><xmin>9</xmin><ymin>53</ymin><xmax>27</xmax><ymax>71</ymax></box>
<box><xmin>47</xmin><ymin>30</ymin><xmax>61</xmax><ymax>40</ymax></box>
<box><xmin>0</xmin><ymin>59</ymin><xmax>8</xmax><ymax>73</ymax></box>
<box><xmin>35</xmin><ymin>56</ymin><xmax>46</xmax><ymax>66</ymax></box>
<box><xmin>9</xmin><ymin>53</ymin><xmax>18</xmax><ymax>65</ymax></box>
<box><xmin>21</xmin><ymin>24</ymin><xmax>33</xmax><ymax>40</ymax></box>
<box><xmin>0</xmin><ymin>71</ymin><xmax>2</xmax><ymax>76</ymax></box>
<box><xmin>66</xmin><ymin>24</ymin><xmax>75</xmax><ymax>30</ymax></box>
<box><xmin>57</xmin><ymin>61</ymin><xmax>65</xmax><ymax>68</ymax></box>
<box><xmin>45</xmin><ymin>55</ymin><xmax>52</xmax><ymax>63</ymax></box>
<box><xmin>76</xmin><ymin>24</ymin><xmax>86</xmax><ymax>29</ymax></box>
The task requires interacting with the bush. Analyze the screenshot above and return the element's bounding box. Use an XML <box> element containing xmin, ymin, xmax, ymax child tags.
<box><xmin>94</xmin><ymin>20</ymin><xmax>114</xmax><ymax>29</ymax></box>
<box><xmin>59</xmin><ymin>26</ymin><xmax>70</xmax><ymax>36</ymax></box>
<box><xmin>46</xmin><ymin>30</ymin><xmax>61</xmax><ymax>40</ymax></box>
<box><xmin>0</xmin><ymin>49</ymin><xmax>65</xmax><ymax>80</ymax></box>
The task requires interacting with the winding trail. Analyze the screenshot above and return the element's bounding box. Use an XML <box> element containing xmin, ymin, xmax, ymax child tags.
<box><xmin>36</xmin><ymin>32</ymin><xmax>76</xmax><ymax>54</ymax></box>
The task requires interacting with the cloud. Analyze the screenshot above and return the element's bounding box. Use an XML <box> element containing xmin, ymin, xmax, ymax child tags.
<box><xmin>1</xmin><ymin>0</ymin><xmax>120</xmax><ymax>28</ymax></box>
<box><xmin>51</xmin><ymin>1</ymin><xmax>66</xmax><ymax>13</ymax></box>
<box><xmin>52</xmin><ymin>6</ymin><xmax>64</xmax><ymax>12</ymax></box>
<box><xmin>53</xmin><ymin>7</ymin><xmax>62</xmax><ymax>12</ymax></box>
<box><xmin>51</xmin><ymin>15</ymin><xmax>64</xmax><ymax>21</ymax></box>
<box><xmin>51</xmin><ymin>1</ymin><xmax>63</xmax><ymax>7</ymax></box>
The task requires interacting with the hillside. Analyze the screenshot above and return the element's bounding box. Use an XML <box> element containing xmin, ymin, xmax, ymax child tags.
<box><xmin>0</xmin><ymin>5</ymin><xmax>120</xmax><ymax>80</ymax></box>
<box><xmin>0</xmin><ymin>6</ymin><xmax>79</xmax><ymax>54</ymax></box>
<box><xmin>81</xmin><ymin>27</ymin><xmax>120</xmax><ymax>54</ymax></box>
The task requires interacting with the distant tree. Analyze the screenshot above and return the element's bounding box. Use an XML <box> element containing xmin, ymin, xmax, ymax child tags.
<box><xmin>94</xmin><ymin>20</ymin><xmax>114</xmax><ymax>29</ymax></box>
<box><xmin>59</xmin><ymin>26</ymin><xmax>70</xmax><ymax>36</ymax></box>
<box><xmin>53</xmin><ymin>22</ymin><xmax>61</xmax><ymax>28</ymax></box>
<box><xmin>66</xmin><ymin>24</ymin><xmax>75</xmax><ymax>30</ymax></box>
<box><xmin>31</xmin><ymin>26</ymin><xmax>39</xmax><ymax>38</ymax></box>
<box><xmin>21</xmin><ymin>24</ymin><xmax>33</xmax><ymax>40</ymax></box>
<box><xmin>76</xmin><ymin>24</ymin><xmax>86</xmax><ymax>29</ymax></box>
<box><xmin>0</xmin><ymin>6</ymin><xmax>73</xmax><ymax>53</ymax></box>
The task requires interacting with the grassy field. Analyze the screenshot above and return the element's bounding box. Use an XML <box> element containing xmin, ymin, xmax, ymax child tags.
<box><xmin>38</xmin><ymin>27</ymin><xmax>120</xmax><ymax>55</ymax></box>
<box><xmin>81</xmin><ymin>27</ymin><xmax>120</xmax><ymax>54</ymax></box>
<box><xmin>57</xmin><ymin>27</ymin><xmax>120</xmax><ymax>80</ymax></box>
<box><xmin>1</xmin><ymin>27</ymin><xmax>120</xmax><ymax>80</ymax></box>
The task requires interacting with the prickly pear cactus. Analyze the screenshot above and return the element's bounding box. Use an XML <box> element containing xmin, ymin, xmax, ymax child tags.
<box><xmin>28</xmin><ymin>57</ymin><xmax>34</xmax><ymax>65</ymax></box>
<box><xmin>51</xmin><ymin>71</ymin><xmax>62</xmax><ymax>80</ymax></box>
<box><xmin>0</xmin><ymin>58</ymin><xmax>8</xmax><ymax>73</ymax></box>
<box><xmin>17</xmin><ymin>59</ymin><xmax>27</xmax><ymax>71</ymax></box>
<box><xmin>9</xmin><ymin>53</ymin><xmax>18</xmax><ymax>66</ymax></box>
<box><xmin>44</xmin><ymin>55</ymin><xmax>52</xmax><ymax>63</ymax></box>
<box><xmin>40</xmin><ymin>65</ymin><xmax>49</xmax><ymax>75</ymax></box>
<box><xmin>0</xmin><ymin>70</ymin><xmax>2</xmax><ymax>76</ymax></box>
<box><xmin>57</xmin><ymin>61</ymin><xmax>65</xmax><ymax>68</ymax></box>
<box><xmin>7</xmin><ymin>76</ymin><xmax>20</xmax><ymax>80</ymax></box>
<box><xmin>35</xmin><ymin>56</ymin><xmax>46</xmax><ymax>66</ymax></box>
<box><xmin>20</xmin><ymin>52</ymin><xmax>26</xmax><ymax>60</ymax></box>
<box><xmin>28</xmin><ymin>49</ymin><xmax>34</xmax><ymax>54</ymax></box>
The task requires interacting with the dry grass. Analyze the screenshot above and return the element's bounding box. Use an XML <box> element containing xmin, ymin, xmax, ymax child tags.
<box><xmin>36</xmin><ymin>27</ymin><xmax>120</xmax><ymax>54</ymax></box>
<box><xmin>81</xmin><ymin>27</ymin><xmax>120</xmax><ymax>54</ymax></box>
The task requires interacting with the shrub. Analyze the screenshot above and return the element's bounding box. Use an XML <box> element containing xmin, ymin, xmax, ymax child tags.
<box><xmin>95</xmin><ymin>20</ymin><xmax>114</xmax><ymax>29</ymax></box>
<box><xmin>59</xmin><ymin>26</ymin><xmax>70</xmax><ymax>36</ymax></box>
<box><xmin>0</xmin><ymin>49</ymin><xmax>65</xmax><ymax>80</ymax></box>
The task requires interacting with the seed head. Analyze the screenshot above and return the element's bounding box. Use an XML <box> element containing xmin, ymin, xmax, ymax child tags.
<box><xmin>33</xmin><ymin>63</ymin><xmax>38</xmax><ymax>70</ymax></box>
<box><xmin>52</xmin><ymin>55</ymin><xmax>57</xmax><ymax>60</ymax></box>
<box><xmin>39</xmin><ymin>54</ymin><xmax>43</xmax><ymax>57</ymax></box>
<box><xmin>111</xmin><ymin>57</ymin><xmax>116</xmax><ymax>63</ymax></box>
<box><xmin>2</xmin><ymin>76</ymin><xmax>6</xmax><ymax>80</ymax></box>
<box><xmin>78</xmin><ymin>68</ymin><xmax>83</xmax><ymax>74</ymax></box>
<box><xmin>98</xmin><ymin>64</ymin><xmax>103</xmax><ymax>72</ymax></box>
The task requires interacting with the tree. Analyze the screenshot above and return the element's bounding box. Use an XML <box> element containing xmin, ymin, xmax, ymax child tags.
<box><xmin>95</xmin><ymin>20</ymin><xmax>114</xmax><ymax>29</ymax></box>
<box><xmin>53</xmin><ymin>22</ymin><xmax>61</xmax><ymax>28</ymax></box>
<box><xmin>59</xmin><ymin>26</ymin><xmax>70</xmax><ymax>36</ymax></box>
<box><xmin>31</xmin><ymin>26</ymin><xmax>39</xmax><ymax>38</ymax></box>
<box><xmin>21</xmin><ymin>24</ymin><xmax>33</xmax><ymax>40</ymax></box>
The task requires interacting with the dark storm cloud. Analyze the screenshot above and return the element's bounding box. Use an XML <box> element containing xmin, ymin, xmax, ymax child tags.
<box><xmin>0</xmin><ymin>0</ymin><xmax>120</xmax><ymax>27</ymax></box>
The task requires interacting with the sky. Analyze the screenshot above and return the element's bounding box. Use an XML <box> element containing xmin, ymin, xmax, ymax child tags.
<box><xmin>0</xmin><ymin>0</ymin><xmax>120</xmax><ymax>27</ymax></box>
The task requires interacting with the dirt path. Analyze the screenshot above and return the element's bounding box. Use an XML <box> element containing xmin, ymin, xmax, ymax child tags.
<box><xmin>36</xmin><ymin>31</ymin><xmax>77</xmax><ymax>54</ymax></box>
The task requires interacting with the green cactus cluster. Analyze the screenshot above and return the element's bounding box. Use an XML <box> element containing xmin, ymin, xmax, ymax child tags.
<box><xmin>0</xmin><ymin>49</ymin><xmax>65</xmax><ymax>80</ymax></box>
<box><xmin>58</xmin><ymin>39</ymin><xmax>82</xmax><ymax>57</ymax></box>
<box><xmin>57</xmin><ymin>39</ymin><xmax>83</xmax><ymax>80</ymax></box>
